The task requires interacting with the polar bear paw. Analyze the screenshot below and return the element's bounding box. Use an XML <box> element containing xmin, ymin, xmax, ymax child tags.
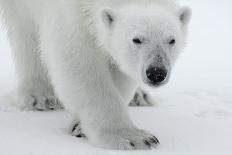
<box><xmin>18</xmin><ymin>94</ymin><xmax>63</xmax><ymax>111</ymax></box>
<box><xmin>129</xmin><ymin>89</ymin><xmax>154</xmax><ymax>107</ymax></box>
<box><xmin>98</xmin><ymin>129</ymin><xmax>160</xmax><ymax>150</ymax></box>
<box><xmin>69</xmin><ymin>121</ymin><xmax>159</xmax><ymax>150</ymax></box>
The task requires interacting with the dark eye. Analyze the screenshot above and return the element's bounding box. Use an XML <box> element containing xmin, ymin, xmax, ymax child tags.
<box><xmin>169</xmin><ymin>39</ymin><xmax>176</xmax><ymax>45</ymax></box>
<box><xmin>133</xmin><ymin>38</ymin><xmax>142</xmax><ymax>44</ymax></box>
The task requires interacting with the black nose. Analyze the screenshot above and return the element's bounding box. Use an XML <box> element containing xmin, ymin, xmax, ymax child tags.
<box><xmin>146</xmin><ymin>67</ymin><xmax>167</xmax><ymax>84</ymax></box>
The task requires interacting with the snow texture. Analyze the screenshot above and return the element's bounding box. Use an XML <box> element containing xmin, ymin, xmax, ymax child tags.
<box><xmin>0</xmin><ymin>0</ymin><xmax>232</xmax><ymax>154</ymax></box>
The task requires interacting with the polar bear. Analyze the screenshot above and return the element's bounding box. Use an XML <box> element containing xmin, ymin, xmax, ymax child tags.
<box><xmin>0</xmin><ymin>0</ymin><xmax>191</xmax><ymax>150</ymax></box>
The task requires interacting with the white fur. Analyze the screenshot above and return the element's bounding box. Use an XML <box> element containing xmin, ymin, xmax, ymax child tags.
<box><xmin>0</xmin><ymin>0</ymin><xmax>191</xmax><ymax>150</ymax></box>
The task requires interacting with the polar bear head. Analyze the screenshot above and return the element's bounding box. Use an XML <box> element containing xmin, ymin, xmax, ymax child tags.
<box><xmin>97</xmin><ymin>4</ymin><xmax>191</xmax><ymax>87</ymax></box>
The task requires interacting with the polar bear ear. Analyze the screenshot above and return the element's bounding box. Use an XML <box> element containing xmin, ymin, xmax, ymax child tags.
<box><xmin>178</xmin><ymin>7</ymin><xmax>192</xmax><ymax>25</ymax></box>
<box><xmin>101</xmin><ymin>8</ymin><xmax>117</xmax><ymax>27</ymax></box>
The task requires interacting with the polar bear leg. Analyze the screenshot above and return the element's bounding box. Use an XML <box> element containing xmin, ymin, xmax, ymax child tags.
<box><xmin>5</xmin><ymin>15</ymin><xmax>62</xmax><ymax>111</ymax></box>
<box><xmin>39</xmin><ymin>19</ymin><xmax>159</xmax><ymax>149</ymax></box>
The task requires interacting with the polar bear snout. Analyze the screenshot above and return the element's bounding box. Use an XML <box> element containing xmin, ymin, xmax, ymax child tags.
<box><xmin>142</xmin><ymin>52</ymin><xmax>170</xmax><ymax>87</ymax></box>
<box><xmin>145</xmin><ymin>67</ymin><xmax>167</xmax><ymax>86</ymax></box>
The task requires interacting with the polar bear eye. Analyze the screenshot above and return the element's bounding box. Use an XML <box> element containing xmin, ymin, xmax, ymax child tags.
<box><xmin>133</xmin><ymin>38</ymin><xmax>142</xmax><ymax>45</ymax></box>
<box><xmin>169</xmin><ymin>39</ymin><xmax>176</xmax><ymax>45</ymax></box>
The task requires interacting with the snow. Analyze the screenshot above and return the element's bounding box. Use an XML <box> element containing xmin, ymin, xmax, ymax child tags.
<box><xmin>0</xmin><ymin>0</ymin><xmax>232</xmax><ymax>154</ymax></box>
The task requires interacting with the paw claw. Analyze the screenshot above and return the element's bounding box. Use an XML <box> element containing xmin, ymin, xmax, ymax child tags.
<box><xmin>71</xmin><ymin>123</ymin><xmax>79</xmax><ymax>133</ymax></box>
<box><xmin>149</xmin><ymin>136</ymin><xmax>159</xmax><ymax>144</ymax></box>
<box><xmin>69</xmin><ymin>121</ymin><xmax>86</xmax><ymax>138</ymax></box>
<box><xmin>144</xmin><ymin>140</ymin><xmax>151</xmax><ymax>147</ymax></box>
<box><xmin>130</xmin><ymin>142</ymin><xmax>135</xmax><ymax>147</ymax></box>
<box><xmin>76</xmin><ymin>133</ymin><xmax>86</xmax><ymax>138</ymax></box>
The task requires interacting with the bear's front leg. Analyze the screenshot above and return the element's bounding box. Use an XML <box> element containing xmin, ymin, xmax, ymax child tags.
<box><xmin>40</xmin><ymin>25</ymin><xmax>159</xmax><ymax>150</ymax></box>
<box><xmin>63</xmin><ymin>64</ymin><xmax>159</xmax><ymax>149</ymax></box>
<box><xmin>44</xmin><ymin>50</ymin><xmax>159</xmax><ymax>149</ymax></box>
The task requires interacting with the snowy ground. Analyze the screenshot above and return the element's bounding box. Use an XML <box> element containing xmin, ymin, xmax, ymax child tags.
<box><xmin>0</xmin><ymin>0</ymin><xmax>232</xmax><ymax>155</ymax></box>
